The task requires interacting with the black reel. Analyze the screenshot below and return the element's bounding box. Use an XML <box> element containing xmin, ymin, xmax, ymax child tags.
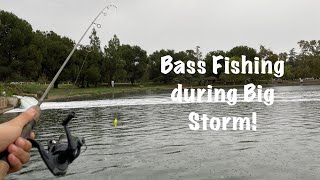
<box><xmin>28</xmin><ymin>112</ymin><xmax>85</xmax><ymax>176</ymax></box>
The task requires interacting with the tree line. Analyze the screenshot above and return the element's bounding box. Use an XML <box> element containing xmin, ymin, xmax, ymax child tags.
<box><xmin>1</xmin><ymin>10</ymin><xmax>320</xmax><ymax>88</ymax></box>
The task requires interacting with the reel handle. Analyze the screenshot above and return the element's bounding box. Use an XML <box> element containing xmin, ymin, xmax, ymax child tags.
<box><xmin>62</xmin><ymin>112</ymin><xmax>75</xmax><ymax>126</ymax></box>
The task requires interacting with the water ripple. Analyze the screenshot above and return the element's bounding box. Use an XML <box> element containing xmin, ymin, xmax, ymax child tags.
<box><xmin>2</xmin><ymin>85</ymin><xmax>320</xmax><ymax>179</ymax></box>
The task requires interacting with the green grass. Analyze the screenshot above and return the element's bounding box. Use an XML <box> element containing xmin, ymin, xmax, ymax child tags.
<box><xmin>0</xmin><ymin>83</ymin><xmax>175</xmax><ymax>100</ymax></box>
<box><xmin>4</xmin><ymin>79</ymin><xmax>319</xmax><ymax>100</ymax></box>
<box><xmin>46</xmin><ymin>84</ymin><xmax>175</xmax><ymax>100</ymax></box>
<box><xmin>0</xmin><ymin>83</ymin><xmax>24</xmax><ymax>96</ymax></box>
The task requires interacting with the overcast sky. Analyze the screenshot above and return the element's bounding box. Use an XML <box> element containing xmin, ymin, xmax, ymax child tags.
<box><xmin>1</xmin><ymin>0</ymin><xmax>319</xmax><ymax>55</ymax></box>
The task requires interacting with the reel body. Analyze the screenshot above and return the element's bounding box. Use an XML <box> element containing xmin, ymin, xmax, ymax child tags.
<box><xmin>29</xmin><ymin>112</ymin><xmax>85</xmax><ymax>176</ymax></box>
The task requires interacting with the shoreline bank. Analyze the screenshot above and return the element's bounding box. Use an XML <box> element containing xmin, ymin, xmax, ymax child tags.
<box><xmin>1</xmin><ymin>79</ymin><xmax>320</xmax><ymax>102</ymax></box>
<box><xmin>0</xmin><ymin>96</ymin><xmax>20</xmax><ymax>114</ymax></box>
<box><xmin>36</xmin><ymin>80</ymin><xmax>320</xmax><ymax>102</ymax></box>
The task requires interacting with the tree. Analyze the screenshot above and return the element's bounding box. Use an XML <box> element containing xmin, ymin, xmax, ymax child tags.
<box><xmin>219</xmin><ymin>57</ymin><xmax>246</xmax><ymax>83</ymax></box>
<box><xmin>0</xmin><ymin>10</ymin><xmax>35</xmax><ymax>81</ymax></box>
<box><xmin>298</xmin><ymin>40</ymin><xmax>320</xmax><ymax>57</ymax></box>
<box><xmin>172</xmin><ymin>51</ymin><xmax>194</xmax><ymax>84</ymax></box>
<box><xmin>259</xmin><ymin>45</ymin><xmax>274</xmax><ymax>60</ymax></box>
<box><xmin>85</xmin><ymin>28</ymin><xmax>102</xmax><ymax>87</ymax></box>
<box><xmin>293</xmin><ymin>40</ymin><xmax>320</xmax><ymax>79</ymax></box>
<box><xmin>148</xmin><ymin>49</ymin><xmax>176</xmax><ymax>83</ymax></box>
<box><xmin>120</xmin><ymin>44</ymin><xmax>148</xmax><ymax>84</ymax></box>
<box><xmin>227</xmin><ymin>46</ymin><xmax>258</xmax><ymax>60</ymax></box>
<box><xmin>104</xmin><ymin>35</ymin><xmax>126</xmax><ymax>84</ymax></box>
<box><xmin>204</xmin><ymin>50</ymin><xmax>227</xmax><ymax>79</ymax></box>
<box><xmin>287</xmin><ymin>48</ymin><xmax>297</xmax><ymax>66</ymax></box>
<box><xmin>69</xmin><ymin>45</ymin><xmax>89</xmax><ymax>88</ymax></box>
<box><xmin>41</xmin><ymin>31</ymin><xmax>74</xmax><ymax>88</ymax></box>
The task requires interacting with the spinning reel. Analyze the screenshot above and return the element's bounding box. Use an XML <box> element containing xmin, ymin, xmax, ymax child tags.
<box><xmin>28</xmin><ymin>112</ymin><xmax>85</xmax><ymax>176</ymax></box>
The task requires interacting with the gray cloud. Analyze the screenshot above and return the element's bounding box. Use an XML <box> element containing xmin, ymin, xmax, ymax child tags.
<box><xmin>1</xmin><ymin>0</ymin><xmax>319</xmax><ymax>55</ymax></box>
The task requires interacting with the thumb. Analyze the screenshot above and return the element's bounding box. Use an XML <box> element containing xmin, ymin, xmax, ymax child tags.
<box><xmin>8</xmin><ymin>106</ymin><xmax>41</xmax><ymax>129</ymax></box>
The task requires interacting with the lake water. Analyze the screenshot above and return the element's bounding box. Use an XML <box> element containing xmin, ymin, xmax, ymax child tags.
<box><xmin>2</xmin><ymin>85</ymin><xmax>320</xmax><ymax>180</ymax></box>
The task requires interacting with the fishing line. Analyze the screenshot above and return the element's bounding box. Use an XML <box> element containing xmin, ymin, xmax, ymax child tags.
<box><xmin>66</xmin><ymin>46</ymin><xmax>91</xmax><ymax>101</ymax></box>
<box><xmin>81</xmin><ymin>143</ymin><xmax>88</xmax><ymax>154</ymax></box>
<box><xmin>63</xmin><ymin>4</ymin><xmax>115</xmax><ymax>102</ymax></box>
<box><xmin>37</xmin><ymin>4</ymin><xmax>117</xmax><ymax>106</ymax></box>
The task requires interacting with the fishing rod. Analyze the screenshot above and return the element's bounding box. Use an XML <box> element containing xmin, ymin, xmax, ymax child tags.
<box><xmin>0</xmin><ymin>4</ymin><xmax>117</xmax><ymax>178</ymax></box>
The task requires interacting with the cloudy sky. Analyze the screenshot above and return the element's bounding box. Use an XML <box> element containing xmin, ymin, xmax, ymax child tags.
<box><xmin>1</xmin><ymin>0</ymin><xmax>319</xmax><ymax>55</ymax></box>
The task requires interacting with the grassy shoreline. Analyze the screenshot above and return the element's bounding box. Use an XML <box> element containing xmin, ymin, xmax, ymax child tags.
<box><xmin>0</xmin><ymin>83</ymin><xmax>177</xmax><ymax>101</ymax></box>
<box><xmin>1</xmin><ymin>79</ymin><xmax>320</xmax><ymax>101</ymax></box>
<box><xmin>45</xmin><ymin>84</ymin><xmax>176</xmax><ymax>101</ymax></box>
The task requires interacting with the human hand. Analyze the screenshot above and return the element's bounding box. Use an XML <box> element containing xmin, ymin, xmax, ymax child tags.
<box><xmin>6</xmin><ymin>134</ymin><xmax>35</xmax><ymax>174</ymax></box>
<box><xmin>0</xmin><ymin>106</ymin><xmax>41</xmax><ymax>174</ymax></box>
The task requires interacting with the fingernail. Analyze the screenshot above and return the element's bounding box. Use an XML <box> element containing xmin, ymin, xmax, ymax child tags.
<box><xmin>26</xmin><ymin>107</ymin><xmax>36</xmax><ymax>116</ymax></box>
